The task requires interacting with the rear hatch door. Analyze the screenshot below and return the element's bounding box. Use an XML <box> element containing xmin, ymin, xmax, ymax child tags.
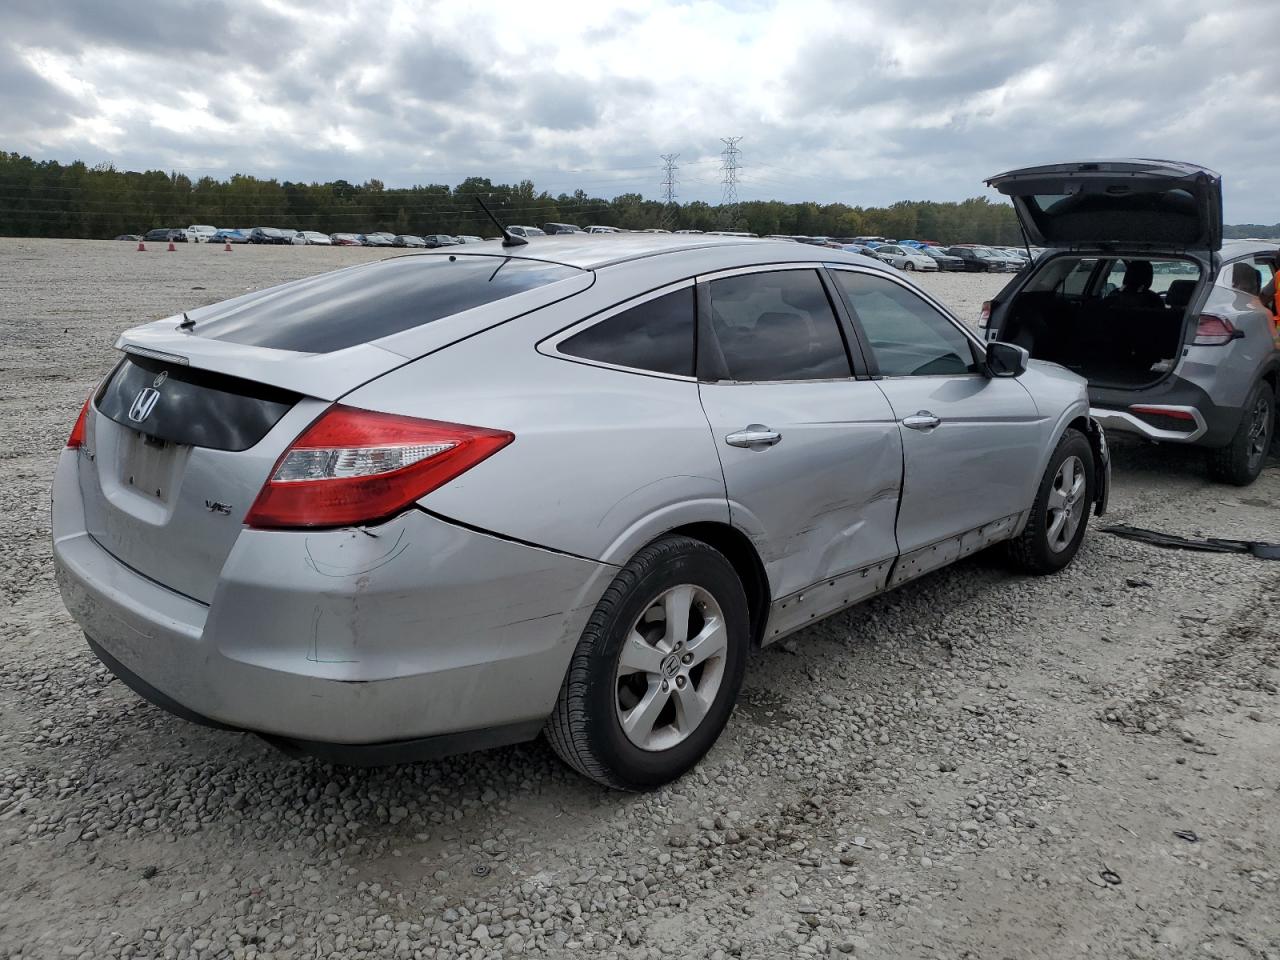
<box><xmin>82</xmin><ymin>352</ymin><xmax>329</xmax><ymax>604</ymax></box>
<box><xmin>986</xmin><ymin>159</ymin><xmax>1222</xmax><ymax>253</ymax></box>
<box><xmin>81</xmin><ymin>253</ymin><xmax>591</xmax><ymax>603</ymax></box>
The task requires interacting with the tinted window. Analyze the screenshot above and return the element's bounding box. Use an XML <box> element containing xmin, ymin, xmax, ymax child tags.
<box><xmin>707</xmin><ymin>270</ymin><xmax>851</xmax><ymax>381</ymax></box>
<box><xmin>97</xmin><ymin>355</ymin><xmax>299</xmax><ymax>452</ymax></box>
<box><xmin>1026</xmin><ymin>188</ymin><xmax>1203</xmax><ymax>245</ymax></box>
<box><xmin>1061</xmin><ymin>258</ymin><xmax>1098</xmax><ymax>296</ymax></box>
<box><xmin>1107</xmin><ymin>258</ymin><xmax>1199</xmax><ymax>296</ymax></box>
<box><xmin>1215</xmin><ymin>258</ymin><xmax>1272</xmax><ymax>296</ymax></box>
<box><xmin>559</xmin><ymin>287</ymin><xmax>695</xmax><ymax>376</ymax></box>
<box><xmin>191</xmin><ymin>255</ymin><xmax>584</xmax><ymax>353</ymax></box>
<box><xmin>833</xmin><ymin>271</ymin><xmax>977</xmax><ymax>377</ymax></box>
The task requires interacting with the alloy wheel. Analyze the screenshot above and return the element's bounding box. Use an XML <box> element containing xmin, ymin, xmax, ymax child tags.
<box><xmin>614</xmin><ymin>584</ymin><xmax>727</xmax><ymax>752</ymax></box>
<box><xmin>1046</xmin><ymin>454</ymin><xmax>1087</xmax><ymax>553</ymax></box>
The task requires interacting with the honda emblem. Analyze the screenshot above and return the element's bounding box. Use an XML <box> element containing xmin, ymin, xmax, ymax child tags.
<box><xmin>128</xmin><ymin>387</ymin><xmax>161</xmax><ymax>423</ymax></box>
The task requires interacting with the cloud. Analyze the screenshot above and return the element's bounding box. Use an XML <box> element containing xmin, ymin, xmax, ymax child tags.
<box><xmin>523</xmin><ymin>74</ymin><xmax>602</xmax><ymax>131</ymax></box>
<box><xmin>2</xmin><ymin>0</ymin><xmax>1279</xmax><ymax>221</ymax></box>
<box><xmin>0</xmin><ymin>42</ymin><xmax>86</xmax><ymax>134</ymax></box>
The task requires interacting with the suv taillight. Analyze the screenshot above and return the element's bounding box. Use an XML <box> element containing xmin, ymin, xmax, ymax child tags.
<box><xmin>245</xmin><ymin>405</ymin><xmax>514</xmax><ymax>529</ymax></box>
<box><xmin>1193</xmin><ymin>314</ymin><xmax>1241</xmax><ymax>346</ymax></box>
<box><xmin>66</xmin><ymin>396</ymin><xmax>92</xmax><ymax>449</ymax></box>
<box><xmin>978</xmin><ymin>300</ymin><xmax>992</xmax><ymax>329</ymax></box>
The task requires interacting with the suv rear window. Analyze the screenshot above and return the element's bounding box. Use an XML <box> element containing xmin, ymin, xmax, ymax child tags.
<box><xmin>191</xmin><ymin>255</ymin><xmax>584</xmax><ymax>353</ymax></box>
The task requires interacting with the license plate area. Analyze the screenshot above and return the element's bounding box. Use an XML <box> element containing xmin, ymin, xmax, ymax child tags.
<box><xmin>118</xmin><ymin>429</ymin><xmax>190</xmax><ymax>505</ymax></box>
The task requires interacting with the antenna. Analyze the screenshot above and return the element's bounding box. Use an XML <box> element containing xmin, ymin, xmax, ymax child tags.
<box><xmin>660</xmin><ymin>153</ymin><xmax>679</xmax><ymax>229</ymax></box>
<box><xmin>719</xmin><ymin>136</ymin><xmax>742</xmax><ymax>227</ymax></box>
<box><xmin>474</xmin><ymin>195</ymin><xmax>527</xmax><ymax>248</ymax></box>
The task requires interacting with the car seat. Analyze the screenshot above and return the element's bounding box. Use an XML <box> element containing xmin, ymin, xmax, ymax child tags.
<box><xmin>1164</xmin><ymin>279</ymin><xmax>1197</xmax><ymax>312</ymax></box>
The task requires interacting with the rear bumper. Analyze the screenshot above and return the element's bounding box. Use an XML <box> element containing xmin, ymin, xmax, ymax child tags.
<box><xmin>1088</xmin><ymin>404</ymin><xmax>1208</xmax><ymax>443</ymax></box>
<box><xmin>1090</xmin><ymin>376</ymin><xmax>1240</xmax><ymax>447</ymax></box>
<box><xmin>52</xmin><ymin>449</ymin><xmax>616</xmax><ymax>759</ymax></box>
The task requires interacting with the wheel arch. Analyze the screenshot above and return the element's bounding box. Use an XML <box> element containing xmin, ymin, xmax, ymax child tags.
<box><xmin>1067</xmin><ymin>413</ymin><xmax>1110</xmax><ymax>516</ymax></box>
<box><xmin>1258</xmin><ymin>359</ymin><xmax>1279</xmax><ymax>400</ymax></box>
<box><xmin>666</xmin><ymin>521</ymin><xmax>771</xmax><ymax>650</ymax></box>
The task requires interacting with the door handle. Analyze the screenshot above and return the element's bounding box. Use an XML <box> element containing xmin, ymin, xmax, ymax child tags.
<box><xmin>725</xmin><ymin>425</ymin><xmax>782</xmax><ymax>448</ymax></box>
<box><xmin>902</xmin><ymin>411</ymin><xmax>941</xmax><ymax>431</ymax></box>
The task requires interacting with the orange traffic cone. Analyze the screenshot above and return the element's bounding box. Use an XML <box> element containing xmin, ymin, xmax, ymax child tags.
<box><xmin>167</xmin><ymin>240</ymin><xmax>176</xmax><ymax>252</ymax></box>
<box><xmin>223</xmin><ymin>240</ymin><xmax>232</xmax><ymax>252</ymax></box>
<box><xmin>136</xmin><ymin>240</ymin><xmax>146</xmax><ymax>252</ymax></box>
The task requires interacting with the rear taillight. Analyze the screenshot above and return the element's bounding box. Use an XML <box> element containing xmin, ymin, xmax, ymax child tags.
<box><xmin>245</xmin><ymin>405</ymin><xmax>514</xmax><ymax>529</ymax></box>
<box><xmin>66</xmin><ymin>396</ymin><xmax>92</xmax><ymax>449</ymax></box>
<box><xmin>978</xmin><ymin>300</ymin><xmax>992</xmax><ymax>329</ymax></box>
<box><xmin>1193</xmin><ymin>314</ymin><xmax>1241</xmax><ymax>346</ymax></box>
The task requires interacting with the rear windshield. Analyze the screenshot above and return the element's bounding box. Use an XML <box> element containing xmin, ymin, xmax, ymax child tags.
<box><xmin>190</xmin><ymin>255</ymin><xmax>584</xmax><ymax>353</ymax></box>
<box><xmin>1026</xmin><ymin>189</ymin><xmax>1202</xmax><ymax>245</ymax></box>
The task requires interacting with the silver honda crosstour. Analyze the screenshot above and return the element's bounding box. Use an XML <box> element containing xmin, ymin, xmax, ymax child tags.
<box><xmin>53</xmin><ymin>234</ymin><xmax>1109</xmax><ymax>789</ymax></box>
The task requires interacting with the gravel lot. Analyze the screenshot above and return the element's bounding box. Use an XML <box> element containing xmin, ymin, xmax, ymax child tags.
<box><xmin>1</xmin><ymin>238</ymin><xmax>1277</xmax><ymax>960</ymax></box>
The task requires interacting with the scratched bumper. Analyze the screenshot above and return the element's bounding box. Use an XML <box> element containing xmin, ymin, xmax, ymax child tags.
<box><xmin>52</xmin><ymin>449</ymin><xmax>615</xmax><ymax>749</ymax></box>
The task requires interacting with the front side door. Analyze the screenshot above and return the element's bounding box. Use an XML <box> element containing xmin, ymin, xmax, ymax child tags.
<box><xmin>828</xmin><ymin>267</ymin><xmax>1043</xmax><ymax>568</ymax></box>
<box><xmin>696</xmin><ymin>266</ymin><xmax>903</xmax><ymax>609</ymax></box>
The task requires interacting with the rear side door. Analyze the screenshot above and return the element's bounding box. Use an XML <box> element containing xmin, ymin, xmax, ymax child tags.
<box><xmin>827</xmin><ymin>267</ymin><xmax>1043</xmax><ymax>580</ymax></box>
<box><xmin>696</xmin><ymin>266</ymin><xmax>903</xmax><ymax>609</ymax></box>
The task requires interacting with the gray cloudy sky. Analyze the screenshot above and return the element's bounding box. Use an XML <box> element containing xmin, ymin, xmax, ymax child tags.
<box><xmin>4</xmin><ymin>0</ymin><xmax>1279</xmax><ymax>221</ymax></box>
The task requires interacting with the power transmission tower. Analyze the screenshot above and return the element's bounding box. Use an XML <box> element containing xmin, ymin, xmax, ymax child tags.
<box><xmin>660</xmin><ymin>153</ymin><xmax>679</xmax><ymax>228</ymax></box>
<box><xmin>719</xmin><ymin>136</ymin><xmax>742</xmax><ymax>227</ymax></box>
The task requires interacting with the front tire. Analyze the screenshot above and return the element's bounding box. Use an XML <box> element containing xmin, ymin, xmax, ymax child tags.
<box><xmin>1007</xmin><ymin>428</ymin><xmax>1094</xmax><ymax>575</ymax></box>
<box><xmin>903</xmin><ymin>261</ymin><xmax>915</xmax><ymax>271</ymax></box>
<box><xmin>545</xmin><ymin>536</ymin><xmax>749</xmax><ymax>790</ymax></box>
<box><xmin>1207</xmin><ymin>380</ymin><xmax>1273</xmax><ymax>486</ymax></box>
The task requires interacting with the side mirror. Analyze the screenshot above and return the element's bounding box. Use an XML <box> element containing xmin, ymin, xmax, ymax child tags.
<box><xmin>984</xmin><ymin>341</ymin><xmax>1028</xmax><ymax>378</ymax></box>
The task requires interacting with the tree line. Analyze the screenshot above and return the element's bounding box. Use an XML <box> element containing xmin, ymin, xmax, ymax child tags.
<box><xmin>1224</xmin><ymin>223</ymin><xmax>1280</xmax><ymax>239</ymax></box>
<box><xmin>2</xmin><ymin>151</ymin><xmax>1031</xmax><ymax>244</ymax></box>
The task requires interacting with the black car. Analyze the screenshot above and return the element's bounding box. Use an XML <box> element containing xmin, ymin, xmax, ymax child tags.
<box><xmin>392</xmin><ymin>235</ymin><xmax>427</xmax><ymax>248</ymax></box>
<box><xmin>920</xmin><ymin>247</ymin><xmax>967</xmax><ymax>271</ymax></box>
<box><xmin>143</xmin><ymin>228</ymin><xmax>184</xmax><ymax>243</ymax></box>
<box><xmin>249</xmin><ymin>227</ymin><xmax>292</xmax><ymax>245</ymax></box>
<box><xmin>542</xmin><ymin>222</ymin><xmax>584</xmax><ymax>235</ymax></box>
<box><xmin>360</xmin><ymin>232</ymin><xmax>397</xmax><ymax>247</ymax></box>
<box><xmin>944</xmin><ymin>246</ymin><xmax>996</xmax><ymax>272</ymax></box>
<box><xmin>422</xmin><ymin>234</ymin><xmax>459</xmax><ymax>248</ymax></box>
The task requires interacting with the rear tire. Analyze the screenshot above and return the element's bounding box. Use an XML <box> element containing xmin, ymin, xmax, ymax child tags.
<box><xmin>1007</xmin><ymin>428</ymin><xmax>1094</xmax><ymax>575</ymax></box>
<box><xmin>545</xmin><ymin>536</ymin><xmax>749</xmax><ymax>790</ymax></box>
<box><xmin>1207</xmin><ymin>380</ymin><xmax>1273</xmax><ymax>486</ymax></box>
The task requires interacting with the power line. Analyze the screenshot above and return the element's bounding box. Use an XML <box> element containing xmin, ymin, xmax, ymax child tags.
<box><xmin>719</xmin><ymin>137</ymin><xmax>742</xmax><ymax>227</ymax></box>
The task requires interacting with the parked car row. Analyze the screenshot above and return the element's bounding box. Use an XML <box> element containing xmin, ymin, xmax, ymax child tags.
<box><xmin>128</xmin><ymin>227</ymin><xmax>504</xmax><ymax>247</ymax></box>
<box><xmin>753</xmin><ymin>235</ymin><xmax>1040</xmax><ymax>275</ymax></box>
<box><xmin>123</xmin><ymin>225</ymin><xmax>1041</xmax><ymax>278</ymax></box>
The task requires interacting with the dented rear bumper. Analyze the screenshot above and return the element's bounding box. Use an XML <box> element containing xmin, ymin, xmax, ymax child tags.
<box><xmin>51</xmin><ymin>449</ymin><xmax>615</xmax><ymax>755</ymax></box>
